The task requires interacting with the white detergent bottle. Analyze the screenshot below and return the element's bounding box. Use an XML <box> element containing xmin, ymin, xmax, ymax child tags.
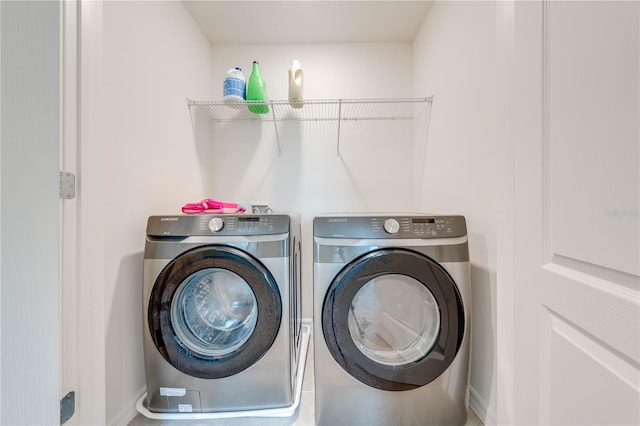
<box><xmin>223</xmin><ymin>67</ymin><xmax>246</xmax><ymax>103</ymax></box>
<box><xmin>288</xmin><ymin>59</ymin><xmax>304</xmax><ymax>109</ymax></box>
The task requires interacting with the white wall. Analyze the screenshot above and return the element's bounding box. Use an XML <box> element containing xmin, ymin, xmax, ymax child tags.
<box><xmin>413</xmin><ymin>1</ymin><xmax>497</xmax><ymax>423</ymax></box>
<box><xmin>101</xmin><ymin>2</ymin><xmax>498</xmax><ymax>424</ymax></box>
<box><xmin>208</xmin><ymin>43</ymin><xmax>416</xmax><ymax>320</ymax></box>
<box><xmin>103</xmin><ymin>2</ymin><xmax>211</xmax><ymax>423</ymax></box>
<box><xmin>102</xmin><ymin>5</ymin><xmax>418</xmax><ymax>422</ymax></box>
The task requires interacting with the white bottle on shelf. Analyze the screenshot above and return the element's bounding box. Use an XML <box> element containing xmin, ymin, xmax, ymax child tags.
<box><xmin>288</xmin><ymin>59</ymin><xmax>303</xmax><ymax>109</ymax></box>
<box><xmin>223</xmin><ymin>67</ymin><xmax>246</xmax><ymax>103</ymax></box>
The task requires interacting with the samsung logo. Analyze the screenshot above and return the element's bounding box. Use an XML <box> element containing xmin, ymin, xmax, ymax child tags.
<box><xmin>160</xmin><ymin>217</ymin><xmax>179</xmax><ymax>222</ymax></box>
<box><xmin>328</xmin><ymin>218</ymin><xmax>348</xmax><ymax>223</ymax></box>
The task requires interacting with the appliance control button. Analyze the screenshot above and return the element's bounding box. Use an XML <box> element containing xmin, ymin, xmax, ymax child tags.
<box><xmin>383</xmin><ymin>218</ymin><xmax>400</xmax><ymax>234</ymax></box>
<box><xmin>208</xmin><ymin>217</ymin><xmax>224</xmax><ymax>232</ymax></box>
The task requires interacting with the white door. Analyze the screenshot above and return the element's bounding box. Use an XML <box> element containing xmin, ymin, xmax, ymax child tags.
<box><xmin>1</xmin><ymin>1</ymin><xmax>61</xmax><ymax>424</ymax></box>
<box><xmin>501</xmin><ymin>1</ymin><xmax>640</xmax><ymax>424</ymax></box>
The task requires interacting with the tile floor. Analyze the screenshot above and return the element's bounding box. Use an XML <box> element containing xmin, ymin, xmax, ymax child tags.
<box><xmin>129</xmin><ymin>335</ymin><xmax>484</xmax><ymax>426</ymax></box>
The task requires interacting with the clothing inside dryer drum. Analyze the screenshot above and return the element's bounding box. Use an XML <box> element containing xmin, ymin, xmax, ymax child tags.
<box><xmin>171</xmin><ymin>268</ymin><xmax>258</xmax><ymax>357</ymax></box>
<box><xmin>348</xmin><ymin>274</ymin><xmax>440</xmax><ymax>366</ymax></box>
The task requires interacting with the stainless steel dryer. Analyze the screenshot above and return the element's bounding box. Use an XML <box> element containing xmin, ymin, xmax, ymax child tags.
<box><xmin>141</xmin><ymin>214</ymin><xmax>302</xmax><ymax>414</ymax></box>
<box><xmin>313</xmin><ymin>214</ymin><xmax>471</xmax><ymax>426</ymax></box>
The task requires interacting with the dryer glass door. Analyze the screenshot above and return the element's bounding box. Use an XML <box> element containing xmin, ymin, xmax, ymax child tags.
<box><xmin>348</xmin><ymin>274</ymin><xmax>440</xmax><ymax>366</ymax></box>
<box><xmin>322</xmin><ymin>248</ymin><xmax>464</xmax><ymax>391</ymax></box>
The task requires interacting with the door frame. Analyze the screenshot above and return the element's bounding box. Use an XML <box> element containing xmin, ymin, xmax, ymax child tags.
<box><xmin>61</xmin><ymin>1</ymin><xmax>106</xmax><ymax>424</ymax></box>
<box><xmin>495</xmin><ymin>1</ymin><xmax>516</xmax><ymax>424</ymax></box>
<box><xmin>60</xmin><ymin>0</ymin><xmax>79</xmax><ymax>422</ymax></box>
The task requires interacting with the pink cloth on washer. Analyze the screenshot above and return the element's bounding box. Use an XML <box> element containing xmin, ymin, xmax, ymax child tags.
<box><xmin>181</xmin><ymin>198</ymin><xmax>246</xmax><ymax>214</ymax></box>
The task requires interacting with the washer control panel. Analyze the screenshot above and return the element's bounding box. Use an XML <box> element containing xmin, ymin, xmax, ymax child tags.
<box><xmin>146</xmin><ymin>214</ymin><xmax>290</xmax><ymax>237</ymax></box>
<box><xmin>314</xmin><ymin>215</ymin><xmax>467</xmax><ymax>239</ymax></box>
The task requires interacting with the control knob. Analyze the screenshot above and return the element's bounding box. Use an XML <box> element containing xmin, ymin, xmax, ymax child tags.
<box><xmin>208</xmin><ymin>217</ymin><xmax>224</xmax><ymax>232</ymax></box>
<box><xmin>383</xmin><ymin>218</ymin><xmax>400</xmax><ymax>234</ymax></box>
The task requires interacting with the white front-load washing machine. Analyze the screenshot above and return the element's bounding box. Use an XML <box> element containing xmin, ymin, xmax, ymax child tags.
<box><xmin>140</xmin><ymin>213</ymin><xmax>303</xmax><ymax>415</ymax></box>
<box><xmin>313</xmin><ymin>214</ymin><xmax>471</xmax><ymax>426</ymax></box>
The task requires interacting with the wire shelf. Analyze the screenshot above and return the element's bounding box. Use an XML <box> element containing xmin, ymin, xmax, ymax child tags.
<box><xmin>187</xmin><ymin>97</ymin><xmax>432</xmax><ymax>122</ymax></box>
<box><xmin>187</xmin><ymin>97</ymin><xmax>433</xmax><ymax>155</ymax></box>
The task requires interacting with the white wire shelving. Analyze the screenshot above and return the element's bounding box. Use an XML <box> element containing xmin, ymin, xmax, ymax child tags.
<box><xmin>187</xmin><ymin>97</ymin><xmax>433</xmax><ymax>154</ymax></box>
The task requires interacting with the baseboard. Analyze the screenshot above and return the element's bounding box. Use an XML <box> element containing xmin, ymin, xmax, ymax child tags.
<box><xmin>469</xmin><ymin>385</ymin><xmax>496</xmax><ymax>425</ymax></box>
<box><xmin>108</xmin><ymin>387</ymin><xmax>146</xmax><ymax>426</ymax></box>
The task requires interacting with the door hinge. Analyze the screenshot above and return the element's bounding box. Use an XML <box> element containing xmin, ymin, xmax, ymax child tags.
<box><xmin>60</xmin><ymin>391</ymin><xmax>75</xmax><ymax>424</ymax></box>
<box><xmin>60</xmin><ymin>171</ymin><xmax>76</xmax><ymax>199</ymax></box>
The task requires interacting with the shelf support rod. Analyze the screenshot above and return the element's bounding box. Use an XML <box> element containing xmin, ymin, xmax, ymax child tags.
<box><xmin>336</xmin><ymin>99</ymin><xmax>343</xmax><ymax>156</ymax></box>
<box><xmin>270</xmin><ymin>101</ymin><xmax>281</xmax><ymax>155</ymax></box>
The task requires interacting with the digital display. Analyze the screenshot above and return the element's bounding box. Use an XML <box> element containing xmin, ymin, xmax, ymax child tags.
<box><xmin>238</xmin><ymin>217</ymin><xmax>260</xmax><ymax>222</ymax></box>
<box><xmin>412</xmin><ymin>218</ymin><xmax>435</xmax><ymax>224</ymax></box>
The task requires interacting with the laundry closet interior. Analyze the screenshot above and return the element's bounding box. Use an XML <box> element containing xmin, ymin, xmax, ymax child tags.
<box><xmin>102</xmin><ymin>1</ymin><xmax>496</xmax><ymax>424</ymax></box>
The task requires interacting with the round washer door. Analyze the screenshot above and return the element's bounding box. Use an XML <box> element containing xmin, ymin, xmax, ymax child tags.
<box><xmin>322</xmin><ymin>248</ymin><xmax>464</xmax><ymax>391</ymax></box>
<box><xmin>148</xmin><ymin>245</ymin><xmax>282</xmax><ymax>379</ymax></box>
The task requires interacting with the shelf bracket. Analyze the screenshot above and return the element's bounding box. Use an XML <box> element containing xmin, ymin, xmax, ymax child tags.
<box><xmin>336</xmin><ymin>99</ymin><xmax>343</xmax><ymax>156</ymax></box>
<box><xmin>269</xmin><ymin>101</ymin><xmax>281</xmax><ymax>155</ymax></box>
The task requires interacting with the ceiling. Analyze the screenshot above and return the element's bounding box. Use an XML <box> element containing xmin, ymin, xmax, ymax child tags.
<box><xmin>182</xmin><ymin>1</ymin><xmax>434</xmax><ymax>45</ymax></box>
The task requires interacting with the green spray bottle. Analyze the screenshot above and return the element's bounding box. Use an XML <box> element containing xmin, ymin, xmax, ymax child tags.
<box><xmin>246</xmin><ymin>61</ymin><xmax>269</xmax><ymax>114</ymax></box>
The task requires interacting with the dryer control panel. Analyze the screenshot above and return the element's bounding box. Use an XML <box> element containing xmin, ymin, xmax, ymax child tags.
<box><xmin>146</xmin><ymin>214</ymin><xmax>291</xmax><ymax>237</ymax></box>
<box><xmin>314</xmin><ymin>215</ymin><xmax>467</xmax><ymax>239</ymax></box>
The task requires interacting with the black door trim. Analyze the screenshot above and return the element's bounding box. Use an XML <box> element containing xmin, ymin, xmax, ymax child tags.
<box><xmin>322</xmin><ymin>248</ymin><xmax>464</xmax><ymax>391</ymax></box>
<box><xmin>148</xmin><ymin>245</ymin><xmax>282</xmax><ymax>379</ymax></box>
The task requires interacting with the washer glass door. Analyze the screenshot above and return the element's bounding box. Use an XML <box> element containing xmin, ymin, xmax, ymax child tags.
<box><xmin>172</xmin><ymin>268</ymin><xmax>258</xmax><ymax>357</ymax></box>
<box><xmin>149</xmin><ymin>245</ymin><xmax>282</xmax><ymax>379</ymax></box>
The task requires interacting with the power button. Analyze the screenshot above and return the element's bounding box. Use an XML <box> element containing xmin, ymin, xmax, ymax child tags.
<box><xmin>208</xmin><ymin>217</ymin><xmax>224</xmax><ymax>232</ymax></box>
<box><xmin>383</xmin><ymin>218</ymin><xmax>400</xmax><ymax>234</ymax></box>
